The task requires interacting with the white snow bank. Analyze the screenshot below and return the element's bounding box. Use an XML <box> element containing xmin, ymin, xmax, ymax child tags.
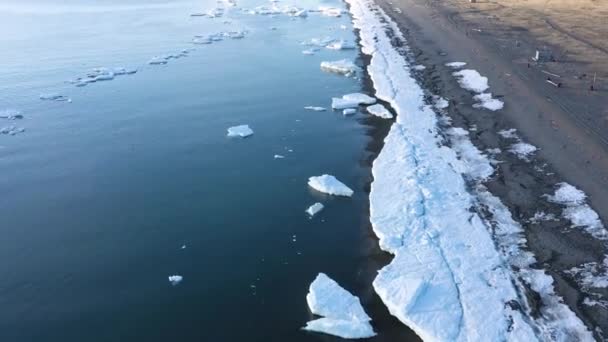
<box><xmin>306</xmin><ymin>202</ymin><xmax>324</xmax><ymax>216</ymax></box>
<box><xmin>445</xmin><ymin>61</ymin><xmax>467</xmax><ymax>69</ymax></box>
<box><xmin>303</xmin><ymin>273</ymin><xmax>375</xmax><ymax>339</ymax></box>
<box><xmin>320</xmin><ymin>59</ymin><xmax>356</xmax><ymax>76</ymax></box>
<box><xmin>473</xmin><ymin>93</ymin><xmax>504</xmax><ymax>111</ymax></box>
<box><xmin>366</xmin><ymin>104</ymin><xmax>393</xmax><ymax>119</ymax></box>
<box><xmin>452</xmin><ymin>69</ymin><xmax>489</xmax><ymax>93</ymax></box>
<box><xmin>168</xmin><ymin>275</ymin><xmax>183</xmax><ymax>285</ymax></box>
<box><xmin>546</xmin><ymin>183</ymin><xmax>607</xmax><ymax>240</ymax></box>
<box><xmin>345</xmin><ymin>0</ymin><xmax>594</xmax><ymax>340</ymax></box>
<box><xmin>304</xmin><ymin>106</ymin><xmax>326</xmax><ymax>111</ymax></box>
<box><xmin>227</xmin><ymin>125</ymin><xmax>254</xmax><ymax>138</ymax></box>
<box><xmin>509</xmin><ymin>142</ymin><xmax>537</xmax><ymax>160</ymax></box>
<box><xmin>342</xmin><ymin>93</ymin><xmax>376</xmax><ymax>105</ymax></box>
<box><xmin>308</xmin><ymin>175</ymin><xmax>353</xmax><ymax>197</ymax></box>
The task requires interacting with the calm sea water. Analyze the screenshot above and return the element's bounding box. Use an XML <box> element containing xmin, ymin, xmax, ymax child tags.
<box><xmin>0</xmin><ymin>1</ymin><xmax>418</xmax><ymax>340</ymax></box>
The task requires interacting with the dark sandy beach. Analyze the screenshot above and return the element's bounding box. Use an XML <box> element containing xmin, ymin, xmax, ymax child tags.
<box><xmin>367</xmin><ymin>0</ymin><xmax>608</xmax><ymax>338</ymax></box>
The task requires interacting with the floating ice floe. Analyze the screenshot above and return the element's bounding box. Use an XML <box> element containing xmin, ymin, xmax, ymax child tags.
<box><xmin>0</xmin><ymin>109</ymin><xmax>23</xmax><ymax>120</ymax></box>
<box><xmin>473</xmin><ymin>93</ymin><xmax>504</xmax><ymax>111</ymax></box>
<box><xmin>343</xmin><ymin>108</ymin><xmax>356</xmax><ymax>116</ymax></box>
<box><xmin>302</xmin><ymin>37</ymin><xmax>334</xmax><ymax>47</ymax></box>
<box><xmin>274</xmin><ymin>154</ymin><xmax>285</xmax><ymax>159</ymax></box>
<box><xmin>342</xmin><ymin>93</ymin><xmax>376</xmax><ymax>105</ymax></box>
<box><xmin>452</xmin><ymin>69</ymin><xmax>489</xmax><ymax>93</ymax></box>
<box><xmin>303</xmin><ymin>273</ymin><xmax>376</xmax><ymax>339</ymax></box>
<box><xmin>227</xmin><ymin>124</ymin><xmax>254</xmax><ymax>138</ymax></box>
<box><xmin>70</xmin><ymin>67</ymin><xmax>136</xmax><ymax>87</ymax></box>
<box><xmin>320</xmin><ymin>59</ymin><xmax>356</xmax><ymax>76</ymax></box>
<box><xmin>0</xmin><ymin>126</ymin><xmax>25</xmax><ymax>135</ymax></box>
<box><xmin>302</xmin><ymin>48</ymin><xmax>318</xmax><ymax>55</ymax></box>
<box><xmin>168</xmin><ymin>275</ymin><xmax>183</xmax><ymax>285</ymax></box>
<box><xmin>40</xmin><ymin>93</ymin><xmax>70</xmax><ymax>102</ymax></box>
<box><xmin>366</xmin><ymin>104</ymin><xmax>393</xmax><ymax>119</ymax></box>
<box><xmin>148</xmin><ymin>56</ymin><xmax>168</xmax><ymax>65</ymax></box>
<box><xmin>445</xmin><ymin>61</ymin><xmax>467</xmax><ymax>69</ymax></box>
<box><xmin>308</xmin><ymin>175</ymin><xmax>353</xmax><ymax>197</ymax></box>
<box><xmin>326</xmin><ymin>39</ymin><xmax>356</xmax><ymax>50</ymax></box>
<box><xmin>345</xmin><ymin>0</ymin><xmax>595</xmax><ymax>340</ymax></box>
<box><xmin>331</xmin><ymin>97</ymin><xmax>359</xmax><ymax>110</ymax></box>
<box><xmin>545</xmin><ymin>183</ymin><xmax>607</xmax><ymax>240</ymax></box>
<box><xmin>306</xmin><ymin>202</ymin><xmax>324</xmax><ymax>216</ymax></box>
<box><xmin>304</xmin><ymin>106</ymin><xmax>326</xmax><ymax>111</ymax></box>
<box><xmin>509</xmin><ymin>142</ymin><xmax>537</xmax><ymax>160</ymax></box>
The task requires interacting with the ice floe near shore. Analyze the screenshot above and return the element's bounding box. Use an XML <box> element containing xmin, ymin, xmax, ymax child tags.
<box><xmin>308</xmin><ymin>175</ymin><xmax>353</xmax><ymax>197</ymax></box>
<box><xmin>346</xmin><ymin>0</ymin><xmax>594</xmax><ymax>339</ymax></box>
<box><xmin>227</xmin><ymin>125</ymin><xmax>254</xmax><ymax>138</ymax></box>
<box><xmin>366</xmin><ymin>104</ymin><xmax>392</xmax><ymax>119</ymax></box>
<box><xmin>342</xmin><ymin>93</ymin><xmax>376</xmax><ymax>105</ymax></box>
<box><xmin>320</xmin><ymin>59</ymin><xmax>356</xmax><ymax>76</ymax></box>
<box><xmin>303</xmin><ymin>273</ymin><xmax>375</xmax><ymax>339</ymax></box>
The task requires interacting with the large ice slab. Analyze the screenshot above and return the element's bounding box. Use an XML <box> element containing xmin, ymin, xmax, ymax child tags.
<box><xmin>308</xmin><ymin>175</ymin><xmax>353</xmax><ymax>197</ymax></box>
<box><xmin>227</xmin><ymin>125</ymin><xmax>254</xmax><ymax>138</ymax></box>
<box><xmin>303</xmin><ymin>273</ymin><xmax>375</xmax><ymax>339</ymax></box>
<box><xmin>366</xmin><ymin>104</ymin><xmax>393</xmax><ymax>119</ymax></box>
<box><xmin>320</xmin><ymin>59</ymin><xmax>356</xmax><ymax>76</ymax></box>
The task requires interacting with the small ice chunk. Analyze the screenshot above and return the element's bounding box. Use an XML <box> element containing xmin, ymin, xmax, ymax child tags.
<box><xmin>433</xmin><ymin>96</ymin><xmax>449</xmax><ymax>110</ymax></box>
<box><xmin>342</xmin><ymin>93</ymin><xmax>376</xmax><ymax>105</ymax></box>
<box><xmin>412</xmin><ymin>64</ymin><xmax>426</xmax><ymax>71</ymax></box>
<box><xmin>192</xmin><ymin>37</ymin><xmax>213</xmax><ymax>44</ymax></box>
<box><xmin>320</xmin><ymin>59</ymin><xmax>356</xmax><ymax>75</ymax></box>
<box><xmin>326</xmin><ymin>40</ymin><xmax>356</xmax><ymax>50</ymax></box>
<box><xmin>331</xmin><ymin>97</ymin><xmax>359</xmax><ymax>110</ymax></box>
<box><xmin>452</xmin><ymin>69</ymin><xmax>489</xmax><ymax>93</ymax></box>
<box><xmin>366</xmin><ymin>104</ymin><xmax>393</xmax><ymax>119</ymax></box>
<box><xmin>445</xmin><ymin>62</ymin><xmax>467</xmax><ymax>69</ymax></box>
<box><xmin>0</xmin><ymin>126</ymin><xmax>25</xmax><ymax>135</ymax></box>
<box><xmin>227</xmin><ymin>125</ymin><xmax>254</xmax><ymax>138</ymax></box>
<box><xmin>303</xmin><ymin>273</ymin><xmax>375</xmax><ymax>339</ymax></box>
<box><xmin>304</xmin><ymin>106</ymin><xmax>326</xmax><ymax>111</ymax></box>
<box><xmin>318</xmin><ymin>6</ymin><xmax>344</xmax><ymax>17</ymax></box>
<box><xmin>343</xmin><ymin>108</ymin><xmax>356</xmax><ymax>116</ymax></box>
<box><xmin>148</xmin><ymin>57</ymin><xmax>168</xmax><ymax>65</ymax></box>
<box><xmin>274</xmin><ymin>154</ymin><xmax>285</xmax><ymax>159</ymax></box>
<box><xmin>168</xmin><ymin>275</ymin><xmax>183</xmax><ymax>285</ymax></box>
<box><xmin>0</xmin><ymin>109</ymin><xmax>23</xmax><ymax>120</ymax></box>
<box><xmin>509</xmin><ymin>142</ymin><xmax>537</xmax><ymax>160</ymax></box>
<box><xmin>308</xmin><ymin>174</ymin><xmax>353</xmax><ymax>197</ymax></box>
<box><xmin>306</xmin><ymin>202</ymin><xmax>325</xmax><ymax>216</ymax></box>
<box><xmin>40</xmin><ymin>93</ymin><xmax>69</xmax><ymax>101</ymax></box>
<box><xmin>473</xmin><ymin>93</ymin><xmax>504</xmax><ymax>111</ymax></box>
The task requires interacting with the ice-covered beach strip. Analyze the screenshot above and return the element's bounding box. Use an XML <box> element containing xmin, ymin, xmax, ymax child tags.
<box><xmin>303</xmin><ymin>273</ymin><xmax>375</xmax><ymax>339</ymax></box>
<box><xmin>345</xmin><ymin>0</ymin><xmax>594</xmax><ymax>340</ymax></box>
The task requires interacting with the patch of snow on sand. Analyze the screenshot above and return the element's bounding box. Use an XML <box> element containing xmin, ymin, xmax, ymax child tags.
<box><xmin>306</xmin><ymin>202</ymin><xmax>324</xmax><ymax>216</ymax></box>
<box><xmin>567</xmin><ymin>257</ymin><xmax>608</xmax><ymax>289</ymax></box>
<box><xmin>445</xmin><ymin>61</ymin><xmax>467</xmax><ymax>69</ymax></box>
<box><xmin>320</xmin><ymin>59</ymin><xmax>356</xmax><ymax>76</ymax></box>
<box><xmin>452</xmin><ymin>69</ymin><xmax>489</xmax><ymax>92</ymax></box>
<box><xmin>308</xmin><ymin>175</ymin><xmax>353</xmax><ymax>197</ymax></box>
<box><xmin>303</xmin><ymin>273</ymin><xmax>376</xmax><ymax>339</ymax></box>
<box><xmin>227</xmin><ymin>125</ymin><xmax>254</xmax><ymax>138</ymax></box>
<box><xmin>473</xmin><ymin>93</ymin><xmax>504</xmax><ymax>111</ymax></box>
<box><xmin>345</xmin><ymin>0</ymin><xmax>594</xmax><ymax>340</ymax></box>
<box><xmin>498</xmin><ymin>128</ymin><xmax>518</xmax><ymax>139</ymax></box>
<box><xmin>168</xmin><ymin>275</ymin><xmax>183</xmax><ymax>285</ymax></box>
<box><xmin>546</xmin><ymin>183</ymin><xmax>607</xmax><ymax>240</ymax></box>
<box><xmin>366</xmin><ymin>104</ymin><xmax>392</xmax><ymax>119</ymax></box>
<box><xmin>509</xmin><ymin>142</ymin><xmax>537</xmax><ymax>161</ymax></box>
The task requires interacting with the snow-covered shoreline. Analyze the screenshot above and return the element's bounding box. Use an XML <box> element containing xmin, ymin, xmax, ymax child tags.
<box><xmin>345</xmin><ymin>0</ymin><xmax>594</xmax><ymax>340</ymax></box>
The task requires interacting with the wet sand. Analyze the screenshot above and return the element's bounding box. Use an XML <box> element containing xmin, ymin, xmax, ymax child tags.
<box><xmin>367</xmin><ymin>0</ymin><xmax>608</xmax><ymax>338</ymax></box>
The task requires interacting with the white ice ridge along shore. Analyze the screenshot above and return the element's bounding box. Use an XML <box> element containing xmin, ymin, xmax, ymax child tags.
<box><xmin>303</xmin><ymin>273</ymin><xmax>376</xmax><ymax>339</ymax></box>
<box><xmin>345</xmin><ymin>0</ymin><xmax>594</xmax><ymax>340</ymax></box>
